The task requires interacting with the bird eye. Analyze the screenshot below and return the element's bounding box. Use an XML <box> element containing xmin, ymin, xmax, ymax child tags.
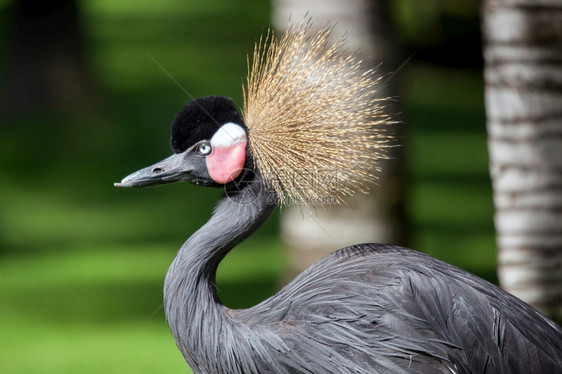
<box><xmin>196</xmin><ymin>142</ymin><xmax>212</xmax><ymax>155</ymax></box>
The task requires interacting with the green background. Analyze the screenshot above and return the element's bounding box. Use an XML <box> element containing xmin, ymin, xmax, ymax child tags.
<box><xmin>0</xmin><ymin>0</ymin><xmax>492</xmax><ymax>372</ymax></box>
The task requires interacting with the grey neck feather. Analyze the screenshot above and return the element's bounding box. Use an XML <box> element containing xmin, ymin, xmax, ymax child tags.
<box><xmin>163</xmin><ymin>172</ymin><xmax>277</xmax><ymax>371</ymax></box>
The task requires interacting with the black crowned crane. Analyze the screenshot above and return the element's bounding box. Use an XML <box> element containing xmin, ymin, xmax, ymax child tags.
<box><xmin>116</xmin><ymin>24</ymin><xmax>562</xmax><ymax>373</ymax></box>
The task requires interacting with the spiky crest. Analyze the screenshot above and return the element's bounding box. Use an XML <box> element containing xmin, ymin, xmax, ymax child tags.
<box><xmin>243</xmin><ymin>21</ymin><xmax>392</xmax><ymax>205</ymax></box>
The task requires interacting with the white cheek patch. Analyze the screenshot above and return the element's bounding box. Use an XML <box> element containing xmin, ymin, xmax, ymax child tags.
<box><xmin>206</xmin><ymin>122</ymin><xmax>247</xmax><ymax>184</ymax></box>
<box><xmin>210</xmin><ymin>122</ymin><xmax>247</xmax><ymax>148</ymax></box>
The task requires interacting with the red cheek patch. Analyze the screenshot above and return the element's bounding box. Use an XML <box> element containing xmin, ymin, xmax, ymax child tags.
<box><xmin>206</xmin><ymin>142</ymin><xmax>246</xmax><ymax>184</ymax></box>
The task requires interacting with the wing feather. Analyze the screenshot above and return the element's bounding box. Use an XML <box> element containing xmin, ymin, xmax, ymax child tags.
<box><xmin>234</xmin><ymin>244</ymin><xmax>562</xmax><ymax>373</ymax></box>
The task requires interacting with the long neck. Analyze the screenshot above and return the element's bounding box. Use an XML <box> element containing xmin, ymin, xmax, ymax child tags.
<box><xmin>163</xmin><ymin>173</ymin><xmax>277</xmax><ymax>370</ymax></box>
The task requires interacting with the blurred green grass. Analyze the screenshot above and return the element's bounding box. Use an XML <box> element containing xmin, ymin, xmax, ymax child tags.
<box><xmin>404</xmin><ymin>66</ymin><xmax>495</xmax><ymax>280</ymax></box>
<box><xmin>0</xmin><ymin>0</ymin><xmax>493</xmax><ymax>373</ymax></box>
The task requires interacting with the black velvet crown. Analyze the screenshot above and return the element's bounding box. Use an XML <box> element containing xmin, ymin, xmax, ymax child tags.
<box><xmin>170</xmin><ymin>96</ymin><xmax>246</xmax><ymax>153</ymax></box>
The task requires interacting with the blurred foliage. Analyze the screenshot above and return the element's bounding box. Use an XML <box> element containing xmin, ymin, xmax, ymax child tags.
<box><xmin>393</xmin><ymin>0</ymin><xmax>479</xmax><ymax>44</ymax></box>
<box><xmin>0</xmin><ymin>0</ymin><xmax>492</xmax><ymax>373</ymax></box>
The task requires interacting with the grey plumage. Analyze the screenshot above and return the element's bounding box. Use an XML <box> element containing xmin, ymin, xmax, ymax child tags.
<box><xmin>159</xmin><ymin>170</ymin><xmax>561</xmax><ymax>373</ymax></box>
<box><xmin>115</xmin><ymin>22</ymin><xmax>562</xmax><ymax>372</ymax></box>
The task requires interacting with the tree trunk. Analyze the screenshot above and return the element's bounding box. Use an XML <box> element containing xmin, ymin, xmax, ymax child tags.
<box><xmin>482</xmin><ymin>0</ymin><xmax>562</xmax><ymax>323</ymax></box>
<box><xmin>273</xmin><ymin>0</ymin><xmax>408</xmax><ymax>278</ymax></box>
<box><xmin>0</xmin><ymin>0</ymin><xmax>92</xmax><ymax>113</ymax></box>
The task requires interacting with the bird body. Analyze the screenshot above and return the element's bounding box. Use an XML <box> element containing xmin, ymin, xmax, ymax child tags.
<box><xmin>160</xmin><ymin>169</ymin><xmax>561</xmax><ymax>374</ymax></box>
<box><xmin>116</xmin><ymin>22</ymin><xmax>562</xmax><ymax>373</ymax></box>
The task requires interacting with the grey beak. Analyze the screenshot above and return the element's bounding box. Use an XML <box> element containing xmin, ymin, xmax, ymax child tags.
<box><xmin>114</xmin><ymin>153</ymin><xmax>192</xmax><ymax>188</ymax></box>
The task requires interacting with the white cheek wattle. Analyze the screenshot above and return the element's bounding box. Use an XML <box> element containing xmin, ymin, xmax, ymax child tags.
<box><xmin>206</xmin><ymin>123</ymin><xmax>247</xmax><ymax>184</ymax></box>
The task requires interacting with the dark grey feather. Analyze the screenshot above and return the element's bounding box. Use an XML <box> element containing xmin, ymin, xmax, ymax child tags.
<box><xmin>164</xmin><ymin>172</ymin><xmax>562</xmax><ymax>374</ymax></box>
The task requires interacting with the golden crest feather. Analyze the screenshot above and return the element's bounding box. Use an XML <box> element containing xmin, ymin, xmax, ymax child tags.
<box><xmin>243</xmin><ymin>22</ymin><xmax>391</xmax><ymax>205</ymax></box>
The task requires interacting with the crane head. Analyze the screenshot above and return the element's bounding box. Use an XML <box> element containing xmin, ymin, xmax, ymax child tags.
<box><xmin>115</xmin><ymin>96</ymin><xmax>249</xmax><ymax>188</ymax></box>
<box><xmin>116</xmin><ymin>22</ymin><xmax>392</xmax><ymax>205</ymax></box>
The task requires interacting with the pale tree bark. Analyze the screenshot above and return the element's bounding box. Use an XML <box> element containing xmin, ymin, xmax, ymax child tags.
<box><xmin>273</xmin><ymin>0</ymin><xmax>408</xmax><ymax>278</ymax></box>
<box><xmin>482</xmin><ymin>0</ymin><xmax>562</xmax><ymax>323</ymax></box>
